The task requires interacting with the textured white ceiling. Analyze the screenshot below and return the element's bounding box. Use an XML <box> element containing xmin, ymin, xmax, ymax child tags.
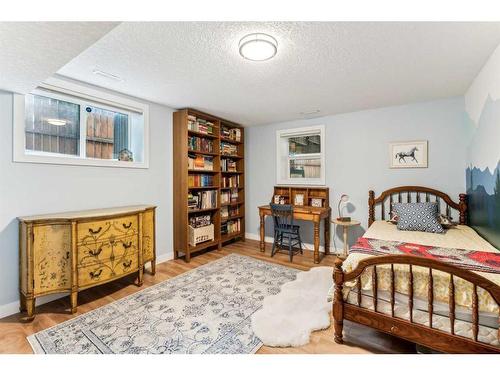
<box><xmin>54</xmin><ymin>22</ymin><xmax>500</xmax><ymax>125</ymax></box>
<box><xmin>0</xmin><ymin>22</ymin><xmax>119</xmax><ymax>94</ymax></box>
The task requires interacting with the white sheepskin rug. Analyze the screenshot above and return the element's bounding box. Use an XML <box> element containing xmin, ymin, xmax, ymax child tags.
<box><xmin>251</xmin><ymin>266</ymin><xmax>334</xmax><ymax>347</ymax></box>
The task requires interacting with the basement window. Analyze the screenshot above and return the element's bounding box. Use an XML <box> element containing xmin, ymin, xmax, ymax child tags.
<box><xmin>276</xmin><ymin>125</ymin><xmax>325</xmax><ymax>185</ymax></box>
<box><xmin>13</xmin><ymin>78</ymin><xmax>149</xmax><ymax>168</ymax></box>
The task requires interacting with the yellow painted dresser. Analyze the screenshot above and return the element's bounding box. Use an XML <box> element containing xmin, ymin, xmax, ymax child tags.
<box><xmin>18</xmin><ymin>205</ymin><xmax>156</xmax><ymax>320</ymax></box>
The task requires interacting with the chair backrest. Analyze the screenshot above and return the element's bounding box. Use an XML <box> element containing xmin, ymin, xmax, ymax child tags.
<box><xmin>270</xmin><ymin>203</ymin><xmax>294</xmax><ymax>230</ymax></box>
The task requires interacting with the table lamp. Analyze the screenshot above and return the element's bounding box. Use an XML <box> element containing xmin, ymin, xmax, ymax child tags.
<box><xmin>337</xmin><ymin>194</ymin><xmax>351</xmax><ymax>222</ymax></box>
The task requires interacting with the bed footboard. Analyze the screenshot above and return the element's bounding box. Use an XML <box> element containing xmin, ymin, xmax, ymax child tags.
<box><xmin>333</xmin><ymin>256</ymin><xmax>500</xmax><ymax>353</ymax></box>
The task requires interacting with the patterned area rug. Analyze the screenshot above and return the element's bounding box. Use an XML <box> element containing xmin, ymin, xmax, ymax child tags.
<box><xmin>28</xmin><ymin>254</ymin><xmax>299</xmax><ymax>354</ymax></box>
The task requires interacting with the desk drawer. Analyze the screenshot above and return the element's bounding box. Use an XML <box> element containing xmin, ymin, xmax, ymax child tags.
<box><xmin>77</xmin><ymin>234</ymin><xmax>138</xmax><ymax>267</ymax></box>
<box><xmin>78</xmin><ymin>251</ymin><xmax>139</xmax><ymax>288</ymax></box>
<box><xmin>77</xmin><ymin>215</ymin><xmax>138</xmax><ymax>245</ymax></box>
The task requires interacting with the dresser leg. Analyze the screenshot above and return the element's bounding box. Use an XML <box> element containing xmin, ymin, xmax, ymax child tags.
<box><xmin>138</xmin><ymin>268</ymin><xmax>144</xmax><ymax>286</ymax></box>
<box><xmin>19</xmin><ymin>292</ymin><xmax>27</xmax><ymax>313</ymax></box>
<box><xmin>70</xmin><ymin>291</ymin><xmax>78</xmax><ymax>314</ymax></box>
<box><xmin>25</xmin><ymin>297</ymin><xmax>35</xmax><ymax>321</ymax></box>
<box><xmin>151</xmin><ymin>260</ymin><xmax>156</xmax><ymax>275</ymax></box>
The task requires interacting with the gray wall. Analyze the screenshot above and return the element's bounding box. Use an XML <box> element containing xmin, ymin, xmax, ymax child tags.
<box><xmin>245</xmin><ymin>97</ymin><xmax>469</xmax><ymax>252</ymax></box>
<box><xmin>0</xmin><ymin>89</ymin><xmax>174</xmax><ymax>314</ymax></box>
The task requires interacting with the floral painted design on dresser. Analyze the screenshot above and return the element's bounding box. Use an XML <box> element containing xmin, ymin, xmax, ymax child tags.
<box><xmin>33</xmin><ymin>224</ymin><xmax>71</xmax><ymax>293</ymax></box>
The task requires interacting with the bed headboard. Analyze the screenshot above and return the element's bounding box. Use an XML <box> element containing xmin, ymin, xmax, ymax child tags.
<box><xmin>368</xmin><ymin>186</ymin><xmax>467</xmax><ymax>227</ymax></box>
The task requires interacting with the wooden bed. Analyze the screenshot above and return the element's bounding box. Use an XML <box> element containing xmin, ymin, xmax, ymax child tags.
<box><xmin>332</xmin><ymin>186</ymin><xmax>500</xmax><ymax>354</ymax></box>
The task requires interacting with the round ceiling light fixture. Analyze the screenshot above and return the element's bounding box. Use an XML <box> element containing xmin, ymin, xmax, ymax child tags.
<box><xmin>239</xmin><ymin>33</ymin><xmax>278</xmax><ymax>61</ymax></box>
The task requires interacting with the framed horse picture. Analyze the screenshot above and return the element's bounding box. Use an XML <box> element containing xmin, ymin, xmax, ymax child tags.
<box><xmin>389</xmin><ymin>140</ymin><xmax>428</xmax><ymax>168</ymax></box>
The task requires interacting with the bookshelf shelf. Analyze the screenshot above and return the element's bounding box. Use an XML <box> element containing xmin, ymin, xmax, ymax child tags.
<box><xmin>174</xmin><ymin>108</ymin><xmax>245</xmax><ymax>262</ymax></box>
<box><xmin>187</xmin><ymin>149</ymin><xmax>219</xmax><ymax>157</ymax></box>
<box><xmin>188</xmin><ymin>129</ymin><xmax>218</xmax><ymax>139</ymax></box>
<box><xmin>220</xmin><ymin>136</ymin><xmax>243</xmax><ymax>145</ymax></box>
<box><xmin>188</xmin><ymin>169</ymin><xmax>218</xmax><ymax>173</ymax></box>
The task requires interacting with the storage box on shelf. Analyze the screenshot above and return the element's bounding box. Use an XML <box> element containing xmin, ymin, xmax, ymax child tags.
<box><xmin>173</xmin><ymin>110</ymin><xmax>245</xmax><ymax>262</ymax></box>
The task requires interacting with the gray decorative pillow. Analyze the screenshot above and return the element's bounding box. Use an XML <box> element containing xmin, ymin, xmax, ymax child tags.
<box><xmin>393</xmin><ymin>202</ymin><xmax>444</xmax><ymax>233</ymax></box>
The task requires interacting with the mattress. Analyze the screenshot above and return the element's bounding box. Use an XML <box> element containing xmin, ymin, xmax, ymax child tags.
<box><xmin>342</xmin><ymin>221</ymin><xmax>500</xmax><ymax>314</ymax></box>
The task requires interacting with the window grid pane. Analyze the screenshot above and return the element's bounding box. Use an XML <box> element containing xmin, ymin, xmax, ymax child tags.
<box><xmin>289</xmin><ymin>158</ymin><xmax>321</xmax><ymax>179</ymax></box>
<box><xmin>25</xmin><ymin>94</ymin><xmax>80</xmax><ymax>155</ymax></box>
<box><xmin>85</xmin><ymin>106</ymin><xmax>129</xmax><ymax>160</ymax></box>
<box><xmin>288</xmin><ymin>134</ymin><xmax>321</xmax><ymax>155</ymax></box>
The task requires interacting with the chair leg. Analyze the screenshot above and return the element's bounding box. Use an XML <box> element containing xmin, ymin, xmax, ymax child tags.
<box><xmin>288</xmin><ymin>234</ymin><xmax>293</xmax><ymax>262</ymax></box>
<box><xmin>271</xmin><ymin>231</ymin><xmax>278</xmax><ymax>257</ymax></box>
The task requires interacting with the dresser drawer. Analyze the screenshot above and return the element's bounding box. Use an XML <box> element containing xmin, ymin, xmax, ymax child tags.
<box><xmin>77</xmin><ymin>215</ymin><xmax>138</xmax><ymax>245</ymax></box>
<box><xmin>77</xmin><ymin>234</ymin><xmax>138</xmax><ymax>268</ymax></box>
<box><xmin>78</xmin><ymin>252</ymin><xmax>139</xmax><ymax>287</ymax></box>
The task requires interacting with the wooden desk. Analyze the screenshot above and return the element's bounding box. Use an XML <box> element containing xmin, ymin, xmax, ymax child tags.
<box><xmin>258</xmin><ymin>205</ymin><xmax>332</xmax><ymax>264</ymax></box>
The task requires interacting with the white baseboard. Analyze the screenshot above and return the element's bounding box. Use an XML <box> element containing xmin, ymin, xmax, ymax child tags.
<box><xmin>0</xmin><ymin>252</ymin><xmax>175</xmax><ymax>320</ymax></box>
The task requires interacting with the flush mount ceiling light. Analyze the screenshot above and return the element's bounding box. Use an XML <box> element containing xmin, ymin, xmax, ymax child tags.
<box><xmin>239</xmin><ymin>33</ymin><xmax>278</xmax><ymax>61</ymax></box>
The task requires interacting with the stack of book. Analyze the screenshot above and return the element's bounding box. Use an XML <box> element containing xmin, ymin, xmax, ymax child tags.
<box><xmin>188</xmin><ymin>154</ymin><xmax>214</xmax><ymax>170</ymax></box>
<box><xmin>221</xmin><ymin>218</ymin><xmax>241</xmax><ymax>235</ymax></box>
<box><xmin>221</xmin><ymin>126</ymin><xmax>242</xmax><ymax>142</ymax></box>
<box><xmin>188</xmin><ymin>190</ymin><xmax>217</xmax><ymax>210</ymax></box>
<box><xmin>189</xmin><ymin>214</ymin><xmax>212</xmax><ymax>228</ymax></box>
<box><xmin>221</xmin><ymin>206</ymin><xmax>240</xmax><ymax>219</ymax></box>
<box><xmin>188</xmin><ymin>174</ymin><xmax>213</xmax><ymax>187</ymax></box>
<box><xmin>188</xmin><ymin>115</ymin><xmax>215</xmax><ymax>135</ymax></box>
<box><xmin>222</xmin><ymin>175</ymin><xmax>240</xmax><ymax>188</ymax></box>
<box><xmin>221</xmin><ymin>189</ymin><xmax>239</xmax><ymax>204</ymax></box>
<box><xmin>220</xmin><ymin>142</ymin><xmax>238</xmax><ymax>156</ymax></box>
<box><xmin>189</xmin><ymin>136</ymin><xmax>214</xmax><ymax>153</ymax></box>
<box><xmin>221</xmin><ymin>158</ymin><xmax>237</xmax><ymax>172</ymax></box>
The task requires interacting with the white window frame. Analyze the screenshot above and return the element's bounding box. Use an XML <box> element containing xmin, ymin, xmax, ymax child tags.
<box><xmin>13</xmin><ymin>77</ymin><xmax>150</xmax><ymax>169</ymax></box>
<box><xmin>276</xmin><ymin>125</ymin><xmax>326</xmax><ymax>186</ymax></box>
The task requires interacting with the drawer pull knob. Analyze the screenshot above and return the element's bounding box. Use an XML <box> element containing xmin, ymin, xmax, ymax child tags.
<box><xmin>89</xmin><ymin>226</ymin><xmax>102</xmax><ymax>235</ymax></box>
<box><xmin>66</xmin><ymin>251</ymin><xmax>70</xmax><ymax>259</ymax></box>
<box><xmin>89</xmin><ymin>247</ymin><xmax>103</xmax><ymax>257</ymax></box>
<box><xmin>90</xmin><ymin>269</ymin><xmax>103</xmax><ymax>279</ymax></box>
<box><xmin>390</xmin><ymin>326</ymin><xmax>398</xmax><ymax>333</ymax></box>
<box><xmin>123</xmin><ymin>260</ymin><xmax>132</xmax><ymax>269</ymax></box>
<box><xmin>123</xmin><ymin>222</ymin><xmax>133</xmax><ymax>229</ymax></box>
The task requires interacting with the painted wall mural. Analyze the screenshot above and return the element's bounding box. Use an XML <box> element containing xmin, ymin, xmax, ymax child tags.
<box><xmin>465</xmin><ymin>44</ymin><xmax>500</xmax><ymax>249</ymax></box>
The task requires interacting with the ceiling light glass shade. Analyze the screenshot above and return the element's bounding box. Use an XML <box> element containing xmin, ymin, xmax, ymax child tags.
<box><xmin>46</xmin><ymin>118</ymin><xmax>67</xmax><ymax>126</ymax></box>
<box><xmin>239</xmin><ymin>33</ymin><xmax>278</xmax><ymax>61</ymax></box>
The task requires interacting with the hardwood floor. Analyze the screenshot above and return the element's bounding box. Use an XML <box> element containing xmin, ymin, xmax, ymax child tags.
<box><xmin>0</xmin><ymin>239</ymin><xmax>417</xmax><ymax>354</ymax></box>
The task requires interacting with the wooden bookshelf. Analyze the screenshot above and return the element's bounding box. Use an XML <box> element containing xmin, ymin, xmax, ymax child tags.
<box><xmin>173</xmin><ymin>109</ymin><xmax>245</xmax><ymax>262</ymax></box>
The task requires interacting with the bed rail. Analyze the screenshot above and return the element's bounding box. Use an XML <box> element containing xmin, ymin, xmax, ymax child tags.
<box><xmin>368</xmin><ymin>186</ymin><xmax>467</xmax><ymax>226</ymax></box>
<box><xmin>333</xmin><ymin>255</ymin><xmax>500</xmax><ymax>353</ymax></box>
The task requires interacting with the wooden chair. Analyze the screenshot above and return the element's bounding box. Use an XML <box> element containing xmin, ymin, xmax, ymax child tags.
<box><xmin>270</xmin><ymin>203</ymin><xmax>303</xmax><ymax>262</ymax></box>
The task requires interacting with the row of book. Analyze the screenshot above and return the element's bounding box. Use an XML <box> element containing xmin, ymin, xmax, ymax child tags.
<box><xmin>188</xmin><ymin>136</ymin><xmax>214</xmax><ymax>153</ymax></box>
<box><xmin>221</xmin><ymin>158</ymin><xmax>237</xmax><ymax>172</ymax></box>
<box><xmin>188</xmin><ymin>115</ymin><xmax>215</xmax><ymax>135</ymax></box>
<box><xmin>188</xmin><ymin>190</ymin><xmax>217</xmax><ymax>210</ymax></box>
<box><xmin>221</xmin><ymin>126</ymin><xmax>242</xmax><ymax>142</ymax></box>
<box><xmin>221</xmin><ymin>218</ymin><xmax>241</xmax><ymax>235</ymax></box>
<box><xmin>220</xmin><ymin>142</ymin><xmax>238</xmax><ymax>156</ymax></box>
<box><xmin>188</xmin><ymin>174</ymin><xmax>214</xmax><ymax>187</ymax></box>
<box><xmin>188</xmin><ymin>154</ymin><xmax>214</xmax><ymax>171</ymax></box>
<box><xmin>222</xmin><ymin>175</ymin><xmax>240</xmax><ymax>188</ymax></box>
<box><xmin>221</xmin><ymin>205</ymin><xmax>239</xmax><ymax>219</ymax></box>
<box><xmin>189</xmin><ymin>214</ymin><xmax>212</xmax><ymax>228</ymax></box>
<box><xmin>220</xmin><ymin>189</ymin><xmax>239</xmax><ymax>204</ymax></box>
